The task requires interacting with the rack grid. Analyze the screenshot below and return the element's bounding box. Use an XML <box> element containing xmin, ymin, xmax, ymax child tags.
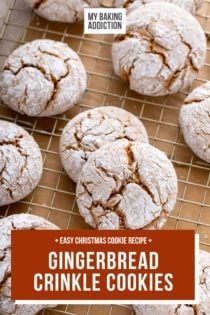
<box><xmin>0</xmin><ymin>1</ymin><xmax>210</xmax><ymax>314</ymax></box>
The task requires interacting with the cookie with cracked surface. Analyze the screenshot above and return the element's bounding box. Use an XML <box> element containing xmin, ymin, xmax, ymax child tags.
<box><xmin>76</xmin><ymin>139</ymin><xmax>177</xmax><ymax>230</ymax></box>
<box><xmin>134</xmin><ymin>249</ymin><xmax>210</xmax><ymax>314</ymax></box>
<box><xmin>0</xmin><ymin>120</ymin><xmax>43</xmax><ymax>206</ymax></box>
<box><xmin>0</xmin><ymin>39</ymin><xmax>87</xmax><ymax>117</ymax></box>
<box><xmin>179</xmin><ymin>82</ymin><xmax>210</xmax><ymax>163</ymax></box>
<box><xmin>113</xmin><ymin>0</ymin><xmax>204</xmax><ymax>15</ymax></box>
<box><xmin>0</xmin><ymin>213</ymin><xmax>58</xmax><ymax>315</ymax></box>
<box><xmin>112</xmin><ymin>3</ymin><xmax>206</xmax><ymax>96</ymax></box>
<box><xmin>24</xmin><ymin>0</ymin><xmax>101</xmax><ymax>23</ymax></box>
<box><xmin>60</xmin><ymin>106</ymin><xmax>149</xmax><ymax>183</ymax></box>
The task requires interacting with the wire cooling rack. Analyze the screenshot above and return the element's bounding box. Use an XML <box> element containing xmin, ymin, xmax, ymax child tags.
<box><xmin>0</xmin><ymin>1</ymin><xmax>210</xmax><ymax>314</ymax></box>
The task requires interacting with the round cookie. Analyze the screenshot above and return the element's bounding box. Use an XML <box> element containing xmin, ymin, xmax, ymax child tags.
<box><xmin>60</xmin><ymin>106</ymin><xmax>149</xmax><ymax>183</ymax></box>
<box><xmin>134</xmin><ymin>249</ymin><xmax>210</xmax><ymax>315</ymax></box>
<box><xmin>76</xmin><ymin>139</ymin><xmax>177</xmax><ymax>230</ymax></box>
<box><xmin>179</xmin><ymin>82</ymin><xmax>210</xmax><ymax>163</ymax></box>
<box><xmin>112</xmin><ymin>3</ymin><xmax>206</xmax><ymax>96</ymax></box>
<box><xmin>0</xmin><ymin>213</ymin><xmax>58</xmax><ymax>315</ymax></box>
<box><xmin>0</xmin><ymin>120</ymin><xmax>43</xmax><ymax>206</ymax></box>
<box><xmin>24</xmin><ymin>0</ymin><xmax>101</xmax><ymax>23</ymax></box>
<box><xmin>113</xmin><ymin>0</ymin><xmax>204</xmax><ymax>15</ymax></box>
<box><xmin>0</xmin><ymin>39</ymin><xmax>87</xmax><ymax>117</ymax></box>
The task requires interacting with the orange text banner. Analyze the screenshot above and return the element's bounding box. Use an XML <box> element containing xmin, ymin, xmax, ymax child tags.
<box><xmin>11</xmin><ymin>230</ymin><xmax>196</xmax><ymax>301</ymax></box>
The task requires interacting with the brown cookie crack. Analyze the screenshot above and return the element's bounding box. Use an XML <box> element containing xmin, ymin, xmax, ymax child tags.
<box><xmin>33</xmin><ymin>0</ymin><xmax>48</xmax><ymax>10</ymax></box>
<box><xmin>174</xmin><ymin>305</ymin><xmax>181</xmax><ymax>314</ymax></box>
<box><xmin>83</xmin><ymin>0</ymin><xmax>92</xmax><ymax>6</ymax></box>
<box><xmin>184</xmin><ymin>305</ymin><xmax>198</xmax><ymax>315</ymax></box>
<box><xmin>0</xmin><ymin>136</ymin><xmax>30</xmax><ymax>200</ymax></box>
<box><xmin>3</xmin><ymin>48</ymin><xmax>74</xmax><ymax>115</ymax></box>
<box><xmin>64</xmin><ymin>111</ymin><xmax>141</xmax><ymax>155</ymax></box>
<box><xmin>42</xmin><ymin>66</ymin><xmax>70</xmax><ymax>113</ymax></box>
<box><xmin>164</xmin><ymin>32</ymin><xmax>198</xmax><ymax>91</ymax></box>
<box><xmin>122</xmin><ymin>0</ymin><xmax>135</xmax><ymax>8</ymax></box>
<box><xmin>184</xmin><ymin>94</ymin><xmax>210</xmax><ymax>105</ymax></box>
<box><xmin>115</xmin><ymin>20</ymin><xmax>198</xmax><ymax>93</ymax></box>
<box><xmin>125</xmin><ymin>143</ymin><xmax>155</xmax><ymax>202</ymax></box>
<box><xmin>79</xmin><ymin>143</ymin><xmax>164</xmax><ymax>229</ymax></box>
<box><xmin>0</xmin><ymin>136</ymin><xmax>29</xmax><ymax>163</ymax></box>
<box><xmin>200</xmin><ymin>265</ymin><xmax>210</xmax><ymax>286</ymax></box>
<box><xmin>115</xmin><ymin>29</ymin><xmax>170</xmax><ymax>80</ymax></box>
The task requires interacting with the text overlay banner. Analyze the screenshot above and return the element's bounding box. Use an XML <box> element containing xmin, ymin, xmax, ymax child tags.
<box><xmin>11</xmin><ymin>230</ymin><xmax>195</xmax><ymax>301</ymax></box>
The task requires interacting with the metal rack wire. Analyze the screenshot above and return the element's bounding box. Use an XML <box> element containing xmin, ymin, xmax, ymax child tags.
<box><xmin>0</xmin><ymin>0</ymin><xmax>210</xmax><ymax>314</ymax></box>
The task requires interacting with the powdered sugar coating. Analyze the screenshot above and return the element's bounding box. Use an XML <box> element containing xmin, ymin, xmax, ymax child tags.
<box><xmin>112</xmin><ymin>3</ymin><xmax>206</xmax><ymax>96</ymax></box>
<box><xmin>76</xmin><ymin>139</ymin><xmax>177</xmax><ymax>230</ymax></box>
<box><xmin>179</xmin><ymin>82</ymin><xmax>210</xmax><ymax>163</ymax></box>
<box><xmin>24</xmin><ymin>0</ymin><xmax>101</xmax><ymax>23</ymax></box>
<box><xmin>25</xmin><ymin>0</ymin><xmax>205</xmax><ymax>19</ymax></box>
<box><xmin>113</xmin><ymin>0</ymin><xmax>204</xmax><ymax>15</ymax></box>
<box><xmin>0</xmin><ymin>39</ymin><xmax>87</xmax><ymax>117</ymax></box>
<box><xmin>0</xmin><ymin>120</ymin><xmax>42</xmax><ymax>206</ymax></box>
<box><xmin>0</xmin><ymin>214</ymin><xmax>58</xmax><ymax>315</ymax></box>
<box><xmin>60</xmin><ymin>106</ymin><xmax>149</xmax><ymax>183</ymax></box>
<box><xmin>134</xmin><ymin>250</ymin><xmax>210</xmax><ymax>314</ymax></box>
